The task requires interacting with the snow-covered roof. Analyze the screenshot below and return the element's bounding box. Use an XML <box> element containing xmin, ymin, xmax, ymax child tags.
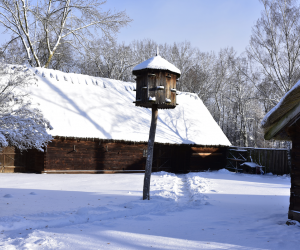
<box><xmin>262</xmin><ymin>80</ymin><xmax>300</xmax><ymax>140</ymax></box>
<box><xmin>25</xmin><ymin>67</ymin><xmax>230</xmax><ymax>146</ymax></box>
<box><xmin>132</xmin><ymin>55</ymin><xmax>181</xmax><ymax>75</ymax></box>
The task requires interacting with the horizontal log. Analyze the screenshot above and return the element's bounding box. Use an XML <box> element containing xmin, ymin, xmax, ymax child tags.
<box><xmin>50</xmin><ymin>160</ymin><xmax>145</xmax><ymax>167</ymax></box>
<box><xmin>46</xmin><ymin>157</ymin><xmax>145</xmax><ymax>164</ymax></box>
<box><xmin>42</xmin><ymin>170</ymin><xmax>145</xmax><ymax>174</ymax></box>
<box><xmin>47</xmin><ymin>148</ymin><xmax>145</xmax><ymax>154</ymax></box>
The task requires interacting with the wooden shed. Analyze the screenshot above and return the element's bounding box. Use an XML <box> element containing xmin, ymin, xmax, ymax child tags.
<box><xmin>262</xmin><ymin>81</ymin><xmax>300</xmax><ymax>222</ymax></box>
<box><xmin>0</xmin><ymin>67</ymin><xmax>231</xmax><ymax>174</ymax></box>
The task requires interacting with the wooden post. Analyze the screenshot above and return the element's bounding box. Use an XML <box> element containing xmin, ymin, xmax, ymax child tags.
<box><xmin>143</xmin><ymin>104</ymin><xmax>158</xmax><ymax>200</ymax></box>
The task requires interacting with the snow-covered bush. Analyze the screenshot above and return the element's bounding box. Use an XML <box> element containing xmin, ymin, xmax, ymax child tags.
<box><xmin>0</xmin><ymin>62</ymin><xmax>53</xmax><ymax>151</ymax></box>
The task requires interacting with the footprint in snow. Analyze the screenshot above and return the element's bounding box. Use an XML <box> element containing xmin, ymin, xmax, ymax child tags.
<box><xmin>29</xmin><ymin>192</ymin><xmax>37</xmax><ymax>195</ymax></box>
<box><xmin>3</xmin><ymin>194</ymin><xmax>12</xmax><ymax>198</ymax></box>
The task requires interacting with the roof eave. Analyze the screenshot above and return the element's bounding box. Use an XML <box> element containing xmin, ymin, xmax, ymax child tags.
<box><xmin>132</xmin><ymin>68</ymin><xmax>181</xmax><ymax>77</ymax></box>
<box><xmin>264</xmin><ymin>101</ymin><xmax>300</xmax><ymax>140</ymax></box>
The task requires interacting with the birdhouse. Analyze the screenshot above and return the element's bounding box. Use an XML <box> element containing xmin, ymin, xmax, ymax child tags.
<box><xmin>132</xmin><ymin>49</ymin><xmax>181</xmax><ymax>200</ymax></box>
<box><xmin>132</xmin><ymin>50</ymin><xmax>181</xmax><ymax>109</ymax></box>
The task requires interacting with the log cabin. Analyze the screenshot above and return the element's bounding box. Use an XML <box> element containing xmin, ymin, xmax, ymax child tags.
<box><xmin>262</xmin><ymin>81</ymin><xmax>300</xmax><ymax>222</ymax></box>
<box><xmin>0</xmin><ymin>67</ymin><xmax>231</xmax><ymax>174</ymax></box>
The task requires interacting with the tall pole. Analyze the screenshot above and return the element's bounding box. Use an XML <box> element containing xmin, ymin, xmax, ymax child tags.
<box><xmin>143</xmin><ymin>104</ymin><xmax>158</xmax><ymax>200</ymax></box>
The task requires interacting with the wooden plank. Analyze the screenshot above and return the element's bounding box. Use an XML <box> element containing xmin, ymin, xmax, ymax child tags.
<box><xmin>276</xmin><ymin>150</ymin><xmax>279</xmax><ymax>175</ymax></box>
<box><xmin>282</xmin><ymin>150</ymin><xmax>285</xmax><ymax>175</ymax></box>
<box><xmin>282</xmin><ymin>150</ymin><xmax>286</xmax><ymax>175</ymax></box>
<box><xmin>271</xmin><ymin>150</ymin><xmax>274</xmax><ymax>174</ymax></box>
<box><xmin>264</xmin><ymin>150</ymin><xmax>268</xmax><ymax>172</ymax></box>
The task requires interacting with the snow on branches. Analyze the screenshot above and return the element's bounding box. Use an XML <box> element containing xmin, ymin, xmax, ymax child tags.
<box><xmin>0</xmin><ymin>62</ymin><xmax>52</xmax><ymax>151</ymax></box>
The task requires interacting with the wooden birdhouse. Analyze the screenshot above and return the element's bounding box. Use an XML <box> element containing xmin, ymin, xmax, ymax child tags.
<box><xmin>132</xmin><ymin>50</ymin><xmax>181</xmax><ymax>109</ymax></box>
<box><xmin>132</xmin><ymin>49</ymin><xmax>181</xmax><ymax>201</ymax></box>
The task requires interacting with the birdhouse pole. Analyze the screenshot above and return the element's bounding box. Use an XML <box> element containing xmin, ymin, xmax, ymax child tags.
<box><xmin>132</xmin><ymin>48</ymin><xmax>181</xmax><ymax>200</ymax></box>
<box><xmin>143</xmin><ymin>104</ymin><xmax>158</xmax><ymax>200</ymax></box>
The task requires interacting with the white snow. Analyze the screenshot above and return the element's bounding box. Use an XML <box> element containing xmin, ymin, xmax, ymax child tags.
<box><xmin>241</xmin><ymin>162</ymin><xmax>260</xmax><ymax>168</ymax></box>
<box><xmin>261</xmin><ymin>79</ymin><xmax>300</xmax><ymax>127</ymax></box>
<box><xmin>132</xmin><ymin>55</ymin><xmax>181</xmax><ymax>75</ymax></box>
<box><xmin>148</xmin><ymin>96</ymin><xmax>156</xmax><ymax>102</ymax></box>
<box><xmin>0</xmin><ymin>170</ymin><xmax>297</xmax><ymax>249</ymax></box>
<box><xmin>25</xmin><ymin>67</ymin><xmax>230</xmax><ymax>146</ymax></box>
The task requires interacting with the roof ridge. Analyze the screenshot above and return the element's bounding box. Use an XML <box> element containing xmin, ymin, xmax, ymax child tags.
<box><xmin>31</xmin><ymin>67</ymin><xmax>135</xmax><ymax>90</ymax></box>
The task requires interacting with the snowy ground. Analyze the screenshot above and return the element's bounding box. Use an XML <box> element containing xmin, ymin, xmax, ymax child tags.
<box><xmin>0</xmin><ymin>170</ymin><xmax>298</xmax><ymax>250</ymax></box>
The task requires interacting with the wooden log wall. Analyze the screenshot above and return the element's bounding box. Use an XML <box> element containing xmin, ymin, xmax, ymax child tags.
<box><xmin>44</xmin><ymin>138</ymin><xmax>148</xmax><ymax>173</ymax></box>
<box><xmin>287</xmin><ymin>122</ymin><xmax>300</xmax><ymax>222</ymax></box>
<box><xmin>0</xmin><ymin>138</ymin><xmax>228</xmax><ymax>174</ymax></box>
<box><xmin>31</xmin><ymin>138</ymin><xmax>227</xmax><ymax>173</ymax></box>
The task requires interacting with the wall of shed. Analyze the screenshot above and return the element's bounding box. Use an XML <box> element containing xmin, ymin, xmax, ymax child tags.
<box><xmin>43</xmin><ymin>138</ymin><xmax>147</xmax><ymax>173</ymax></box>
<box><xmin>14</xmin><ymin>138</ymin><xmax>226</xmax><ymax>173</ymax></box>
<box><xmin>0</xmin><ymin>139</ymin><xmax>227</xmax><ymax>173</ymax></box>
<box><xmin>287</xmin><ymin>121</ymin><xmax>300</xmax><ymax>222</ymax></box>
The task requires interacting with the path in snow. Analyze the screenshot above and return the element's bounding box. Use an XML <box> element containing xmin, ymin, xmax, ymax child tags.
<box><xmin>174</xmin><ymin>174</ymin><xmax>191</xmax><ymax>204</ymax></box>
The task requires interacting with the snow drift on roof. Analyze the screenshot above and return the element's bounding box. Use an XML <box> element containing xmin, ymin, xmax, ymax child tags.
<box><xmin>23</xmin><ymin>67</ymin><xmax>230</xmax><ymax>146</ymax></box>
<box><xmin>261</xmin><ymin>80</ymin><xmax>300</xmax><ymax>128</ymax></box>
<box><xmin>132</xmin><ymin>55</ymin><xmax>181</xmax><ymax>75</ymax></box>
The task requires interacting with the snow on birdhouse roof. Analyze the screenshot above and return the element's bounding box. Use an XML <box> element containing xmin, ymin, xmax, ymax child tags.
<box><xmin>132</xmin><ymin>55</ymin><xmax>181</xmax><ymax>75</ymax></box>
<box><xmin>262</xmin><ymin>80</ymin><xmax>300</xmax><ymax>140</ymax></box>
<box><xmin>23</xmin><ymin>67</ymin><xmax>230</xmax><ymax>146</ymax></box>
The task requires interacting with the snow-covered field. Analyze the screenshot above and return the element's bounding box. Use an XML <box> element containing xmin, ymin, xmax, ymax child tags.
<box><xmin>0</xmin><ymin>170</ymin><xmax>298</xmax><ymax>250</ymax></box>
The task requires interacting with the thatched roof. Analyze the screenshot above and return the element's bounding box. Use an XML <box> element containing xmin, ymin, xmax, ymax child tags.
<box><xmin>262</xmin><ymin>81</ymin><xmax>300</xmax><ymax>140</ymax></box>
<box><xmin>24</xmin><ymin>67</ymin><xmax>231</xmax><ymax>146</ymax></box>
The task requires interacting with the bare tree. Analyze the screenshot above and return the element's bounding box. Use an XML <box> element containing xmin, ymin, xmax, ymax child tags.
<box><xmin>248</xmin><ymin>0</ymin><xmax>300</xmax><ymax>104</ymax></box>
<box><xmin>83</xmin><ymin>37</ymin><xmax>137</xmax><ymax>81</ymax></box>
<box><xmin>0</xmin><ymin>0</ymin><xmax>132</xmax><ymax>68</ymax></box>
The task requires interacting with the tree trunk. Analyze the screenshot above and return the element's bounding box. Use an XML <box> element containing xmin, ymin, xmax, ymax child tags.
<box><xmin>143</xmin><ymin>104</ymin><xmax>158</xmax><ymax>200</ymax></box>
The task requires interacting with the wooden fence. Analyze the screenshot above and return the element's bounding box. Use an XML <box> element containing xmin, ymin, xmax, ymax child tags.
<box><xmin>228</xmin><ymin>147</ymin><xmax>290</xmax><ymax>175</ymax></box>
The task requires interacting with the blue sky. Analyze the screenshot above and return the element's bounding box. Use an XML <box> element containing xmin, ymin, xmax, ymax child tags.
<box><xmin>102</xmin><ymin>0</ymin><xmax>264</xmax><ymax>54</ymax></box>
<box><xmin>0</xmin><ymin>0</ymin><xmax>264</xmax><ymax>54</ymax></box>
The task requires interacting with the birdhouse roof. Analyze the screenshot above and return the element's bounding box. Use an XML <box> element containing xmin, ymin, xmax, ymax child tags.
<box><xmin>132</xmin><ymin>55</ymin><xmax>181</xmax><ymax>75</ymax></box>
<box><xmin>19</xmin><ymin>67</ymin><xmax>230</xmax><ymax>146</ymax></box>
